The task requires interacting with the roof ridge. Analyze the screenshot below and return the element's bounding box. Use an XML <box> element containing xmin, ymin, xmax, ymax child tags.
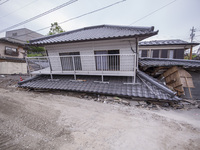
<box><xmin>140</xmin><ymin>57</ymin><xmax>200</xmax><ymax>63</ymax></box>
<box><xmin>29</xmin><ymin>24</ymin><xmax>155</xmax><ymax>43</ymax></box>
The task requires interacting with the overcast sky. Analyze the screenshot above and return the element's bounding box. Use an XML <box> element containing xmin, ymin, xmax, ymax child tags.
<box><xmin>0</xmin><ymin>0</ymin><xmax>200</xmax><ymax>49</ymax></box>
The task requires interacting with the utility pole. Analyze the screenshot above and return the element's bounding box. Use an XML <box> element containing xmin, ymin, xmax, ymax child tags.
<box><xmin>189</xmin><ymin>27</ymin><xmax>196</xmax><ymax>60</ymax></box>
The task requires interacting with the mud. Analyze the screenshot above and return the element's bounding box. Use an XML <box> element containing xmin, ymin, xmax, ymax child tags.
<box><xmin>0</xmin><ymin>75</ymin><xmax>200</xmax><ymax>149</ymax></box>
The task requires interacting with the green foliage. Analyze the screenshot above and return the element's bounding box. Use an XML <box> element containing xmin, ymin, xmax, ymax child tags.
<box><xmin>27</xmin><ymin>46</ymin><xmax>46</xmax><ymax>57</ymax></box>
<box><xmin>184</xmin><ymin>54</ymin><xmax>197</xmax><ymax>60</ymax></box>
<box><xmin>48</xmin><ymin>22</ymin><xmax>65</xmax><ymax>35</ymax></box>
<box><xmin>27</xmin><ymin>53</ymin><xmax>44</xmax><ymax>57</ymax></box>
<box><xmin>29</xmin><ymin>46</ymin><xmax>45</xmax><ymax>53</ymax></box>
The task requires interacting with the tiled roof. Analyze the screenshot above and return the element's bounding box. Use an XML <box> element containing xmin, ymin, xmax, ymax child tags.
<box><xmin>0</xmin><ymin>37</ymin><xmax>25</xmax><ymax>46</ymax></box>
<box><xmin>0</xmin><ymin>57</ymin><xmax>26</xmax><ymax>63</ymax></box>
<box><xmin>18</xmin><ymin>71</ymin><xmax>180</xmax><ymax>101</ymax></box>
<box><xmin>29</xmin><ymin>25</ymin><xmax>158</xmax><ymax>45</ymax></box>
<box><xmin>139</xmin><ymin>39</ymin><xmax>199</xmax><ymax>46</ymax></box>
<box><xmin>139</xmin><ymin>58</ymin><xmax>200</xmax><ymax>68</ymax></box>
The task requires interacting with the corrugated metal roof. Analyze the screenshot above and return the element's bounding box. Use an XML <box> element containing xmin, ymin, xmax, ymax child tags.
<box><xmin>29</xmin><ymin>25</ymin><xmax>158</xmax><ymax>45</ymax></box>
<box><xmin>139</xmin><ymin>58</ymin><xmax>200</xmax><ymax>68</ymax></box>
<box><xmin>139</xmin><ymin>39</ymin><xmax>199</xmax><ymax>46</ymax></box>
<box><xmin>18</xmin><ymin>71</ymin><xmax>180</xmax><ymax>101</ymax></box>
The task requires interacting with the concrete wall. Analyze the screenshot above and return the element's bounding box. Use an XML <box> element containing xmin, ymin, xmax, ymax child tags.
<box><xmin>45</xmin><ymin>39</ymin><xmax>136</xmax><ymax>72</ymax></box>
<box><xmin>6</xmin><ymin>28</ymin><xmax>43</xmax><ymax>42</ymax></box>
<box><xmin>0</xmin><ymin>43</ymin><xmax>24</xmax><ymax>58</ymax></box>
<box><xmin>0</xmin><ymin>62</ymin><xmax>27</xmax><ymax>74</ymax></box>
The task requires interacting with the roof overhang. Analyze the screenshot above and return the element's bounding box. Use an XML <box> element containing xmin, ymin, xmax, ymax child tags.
<box><xmin>27</xmin><ymin>31</ymin><xmax>159</xmax><ymax>47</ymax></box>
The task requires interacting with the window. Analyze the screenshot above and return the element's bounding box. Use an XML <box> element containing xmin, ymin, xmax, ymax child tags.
<box><xmin>59</xmin><ymin>52</ymin><xmax>82</xmax><ymax>71</ymax></box>
<box><xmin>152</xmin><ymin>50</ymin><xmax>159</xmax><ymax>58</ymax></box>
<box><xmin>94</xmin><ymin>50</ymin><xmax>120</xmax><ymax>71</ymax></box>
<box><xmin>174</xmin><ymin>49</ymin><xmax>184</xmax><ymax>59</ymax></box>
<box><xmin>141</xmin><ymin>50</ymin><xmax>148</xmax><ymax>57</ymax></box>
<box><xmin>161</xmin><ymin>50</ymin><xmax>168</xmax><ymax>58</ymax></box>
<box><xmin>5</xmin><ymin>47</ymin><xmax>18</xmax><ymax>56</ymax></box>
<box><xmin>12</xmin><ymin>33</ymin><xmax>17</xmax><ymax>36</ymax></box>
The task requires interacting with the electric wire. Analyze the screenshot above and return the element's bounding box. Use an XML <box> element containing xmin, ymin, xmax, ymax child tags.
<box><xmin>130</xmin><ymin>0</ymin><xmax>177</xmax><ymax>25</ymax></box>
<box><xmin>0</xmin><ymin>0</ymin><xmax>39</xmax><ymax>19</ymax></box>
<box><xmin>0</xmin><ymin>0</ymin><xmax>78</xmax><ymax>33</ymax></box>
<box><xmin>2</xmin><ymin>0</ymin><xmax>126</xmax><ymax>39</ymax></box>
<box><xmin>0</xmin><ymin>0</ymin><xmax>9</xmax><ymax>5</ymax></box>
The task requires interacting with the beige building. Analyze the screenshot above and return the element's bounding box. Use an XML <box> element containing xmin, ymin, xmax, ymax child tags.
<box><xmin>0</xmin><ymin>38</ymin><xmax>25</xmax><ymax>58</ymax></box>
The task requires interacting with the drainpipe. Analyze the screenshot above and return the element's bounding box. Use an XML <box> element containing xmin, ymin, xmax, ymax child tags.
<box><xmin>135</xmin><ymin>37</ymin><xmax>139</xmax><ymax>71</ymax></box>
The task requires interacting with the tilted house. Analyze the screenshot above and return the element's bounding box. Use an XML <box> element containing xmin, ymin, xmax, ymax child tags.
<box><xmin>19</xmin><ymin>25</ymin><xmax>181</xmax><ymax>101</ymax></box>
<box><xmin>138</xmin><ymin>39</ymin><xmax>200</xmax><ymax>100</ymax></box>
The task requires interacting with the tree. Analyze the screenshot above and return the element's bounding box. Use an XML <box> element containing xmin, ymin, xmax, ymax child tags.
<box><xmin>48</xmin><ymin>22</ymin><xmax>65</xmax><ymax>35</ymax></box>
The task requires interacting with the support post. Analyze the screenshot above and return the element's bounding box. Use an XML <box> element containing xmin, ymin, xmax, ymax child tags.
<box><xmin>189</xmin><ymin>45</ymin><xmax>193</xmax><ymax>60</ymax></box>
<box><xmin>133</xmin><ymin>54</ymin><xmax>136</xmax><ymax>83</ymax></box>
<box><xmin>47</xmin><ymin>56</ymin><xmax>53</xmax><ymax>80</ymax></box>
<box><xmin>72</xmin><ymin>56</ymin><xmax>76</xmax><ymax>80</ymax></box>
<box><xmin>38</xmin><ymin>57</ymin><xmax>42</xmax><ymax>73</ymax></box>
<box><xmin>25</xmin><ymin>57</ymin><xmax>32</xmax><ymax>77</ymax></box>
<box><xmin>101</xmin><ymin>55</ymin><xmax>103</xmax><ymax>82</ymax></box>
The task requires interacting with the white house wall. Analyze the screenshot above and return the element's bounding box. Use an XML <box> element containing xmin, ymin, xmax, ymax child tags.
<box><xmin>45</xmin><ymin>39</ymin><xmax>136</xmax><ymax>72</ymax></box>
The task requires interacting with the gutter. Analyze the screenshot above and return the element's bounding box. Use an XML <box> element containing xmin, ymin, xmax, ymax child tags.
<box><xmin>137</xmin><ymin>70</ymin><xmax>177</xmax><ymax>97</ymax></box>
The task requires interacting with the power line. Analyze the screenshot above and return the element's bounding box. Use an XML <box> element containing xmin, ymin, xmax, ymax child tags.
<box><xmin>0</xmin><ymin>0</ymin><xmax>78</xmax><ymax>33</ymax></box>
<box><xmin>0</xmin><ymin>0</ymin><xmax>9</xmax><ymax>5</ymax></box>
<box><xmin>0</xmin><ymin>0</ymin><xmax>39</xmax><ymax>19</ymax></box>
<box><xmin>130</xmin><ymin>0</ymin><xmax>177</xmax><ymax>25</ymax></box>
<box><xmin>4</xmin><ymin>0</ymin><xmax>126</xmax><ymax>39</ymax></box>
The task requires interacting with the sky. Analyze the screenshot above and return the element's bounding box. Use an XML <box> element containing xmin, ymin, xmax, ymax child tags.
<box><xmin>0</xmin><ymin>0</ymin><xmax>200</xmax><ymax>51</ymax></box>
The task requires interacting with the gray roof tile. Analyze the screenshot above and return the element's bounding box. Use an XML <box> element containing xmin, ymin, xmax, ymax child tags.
<box><xmin>18</xmin><ymin>71</ymin><xmax>180</xmax><ymax>101</ymax></box>
<box><xmin>139</xmin><ymin>39</ymin><xmax>199</xmax><ymax>46</ymax></box>
<box><xmin>139</xmin><ymin>58</ymin><xmax>200</xmax><ymax>68</ymax></box>
<box><xmin>28</xmin><ymin>25</ymin><xmax>158</xmax><ymax>45</ymax></box>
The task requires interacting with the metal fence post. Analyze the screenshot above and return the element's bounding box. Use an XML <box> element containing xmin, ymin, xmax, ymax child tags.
<box><xmin>38</xmin><ymin>57</ymin><xmax>42</xmax><ymax>73</ymax></box>
<box><xmin>25</xmin><ymin>57</ymin><xmax>32</xmax><ymax>77</ymax></box>
<box><xmin>47</xmin><ymin>56</ymin><xmax>53</xmax><ymax>80</ymax></box>
<box><xmin>101</xmin><ymin>55</ymin><xmax>103</xmax><ymax>82</ymax></box>
<box><xmin>72</xmin><ymin>56</ymin><xmax>76</xmax><ymax>80</ymax></box>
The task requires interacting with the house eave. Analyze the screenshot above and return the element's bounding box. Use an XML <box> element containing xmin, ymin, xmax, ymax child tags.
<box><xmin>27</xmin><ymin>31</ymin><xmax>158</xmax><ymax>47</ymax></box>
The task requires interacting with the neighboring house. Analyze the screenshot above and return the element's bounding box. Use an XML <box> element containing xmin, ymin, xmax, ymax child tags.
<box><xmin>139</xmin><ymin>58</ymin><xmax>200</xmax><ymax>100</ymax></box>
<box><xmin>0</xmin><ymin>37</ymin><xmax>25</xmax><ymax>58</ymax></box>
<box><xmin>18</xmin><ymin>25</ymin><xmax>181</xmax><ymax>101</ymax></box>
<box><xmin>5</xmin><ymin>28</ymin><xmax>43</xmax><ymax>43</ymax></box>
<box><xmin>138</xmin><ymin>40</ymin><xmax>200</xmax><ymax>100</ymax></box>
<box><xmin>139</xmin><ymin>39</ymin><xmax>199</xmax><ymax>59</ymax></box>
<box><xmin>0</xmin><ymin>28</ymin><xmax>43</xmax><ymax>74</ymax></box>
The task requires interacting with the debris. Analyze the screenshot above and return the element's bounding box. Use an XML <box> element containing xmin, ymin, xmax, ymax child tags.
<box><xmin>1</xmin><ymin>75</ymin><xmax>5</xmax><ymax>78</ymax></box>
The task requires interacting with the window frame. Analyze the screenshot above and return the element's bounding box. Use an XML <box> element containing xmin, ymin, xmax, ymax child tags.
<box><xmin>5</xmin><ymin>46</ymin><xmax>19</xmax><ymax>56</ymax></box>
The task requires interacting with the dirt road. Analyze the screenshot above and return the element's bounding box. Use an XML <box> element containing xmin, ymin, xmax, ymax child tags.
<box><xmin>0</xmin><ymin>86</ymin><xmax>200</xmax><ymax>150</ymax></box>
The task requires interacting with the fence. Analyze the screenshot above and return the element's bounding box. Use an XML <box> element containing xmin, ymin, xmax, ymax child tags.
<box><xmin>26</xmin><ymin>54</ymin><xmax>137</xmax><ymax>83</ymax></box>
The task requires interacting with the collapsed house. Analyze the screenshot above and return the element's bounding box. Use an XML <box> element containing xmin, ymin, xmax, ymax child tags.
<box><xmin>139</xmin><ymin>39</ymin><xmax>200</xmax><ymax>100</ymax></box>
<box><xmin>19</xmin><ymin>25</ymin><xmax>182</xmax><ymax>101</ymax></box>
